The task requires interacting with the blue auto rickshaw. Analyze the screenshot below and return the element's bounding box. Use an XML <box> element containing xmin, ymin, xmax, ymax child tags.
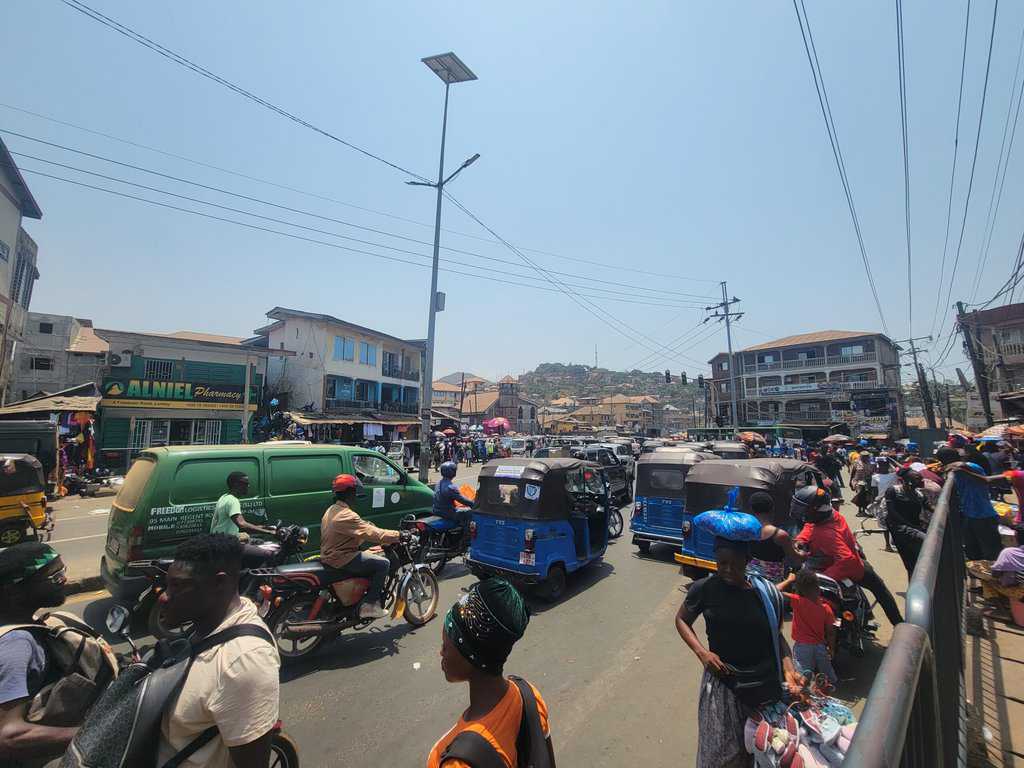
<box><xmin>674</xmin><ymin>458</ymin><xmax>824</xmax><ymax>576</ymax></box>
<box><xmin>630</xmin><ymin>450</ymin><xmax>716</xmax><ymax>555</ymax></box>
<box><xmin>468</xmin><ymin>458</ymin><xmax>610</xmax><ymax>602</ymax></box>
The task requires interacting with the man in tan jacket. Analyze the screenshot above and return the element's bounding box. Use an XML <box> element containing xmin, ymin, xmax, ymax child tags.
<box><xmin>321</xmin><ymin>474</ymin><xmax>405</xmax><ymax>619</ymax></box>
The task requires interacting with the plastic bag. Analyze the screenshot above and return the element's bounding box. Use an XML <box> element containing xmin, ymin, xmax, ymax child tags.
<box><xmin>692</xmin><ymin>485</ymin><xmax>763</xmax><ymax>542</ymax></box>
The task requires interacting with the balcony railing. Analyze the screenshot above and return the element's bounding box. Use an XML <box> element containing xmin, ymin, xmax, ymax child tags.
<box><xmin>743</xmin><ymin>351</ymin><xmax>877</xmax><ymax>374</ymax></box>
<box><xmin>325</xmin><ymin>398</ymin><xmax>418</xmax><ymax>415</ymax></box>
<box><xmin>748</xmin><ymin>380</ymin><xmax>886</xmax><ymax>397</ymax></box>
<box><xmin>382</xmin><ymin>363</ymin><xmax>421</xmax><ymax>381</ymax></box>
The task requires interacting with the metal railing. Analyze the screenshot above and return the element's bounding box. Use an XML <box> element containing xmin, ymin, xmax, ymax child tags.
<box><xmin>844</xmin><ymin>477</ymin><xmax>966</xmax><ymax>767</ymax></box>
<box><xmin>742</xmin><ymin>351</ymin><xmax>878</xmax><ymax>374</ymax></box>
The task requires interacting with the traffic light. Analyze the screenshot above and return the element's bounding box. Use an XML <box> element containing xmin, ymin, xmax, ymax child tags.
<box><xmin>697</xmin><ymin>375</ymin><xmax>705</xmax><ymax>389</ymax></box>
<box><xmin>680</xmin><ymin>372</ymin><xmax>688</xmax><ymax>385</ymax></box>
<box><xmin>664</xmin><ymin>369</ymin><xmax>671</xmax><ymax>384</ymax></box>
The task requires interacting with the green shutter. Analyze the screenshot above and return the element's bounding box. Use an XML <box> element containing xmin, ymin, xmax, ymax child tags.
<box><xmin>220</xmin><ymin>419</ymin><xmax>243</xmax><ymax>444</ymax></box>
<box><xmin>100</xmin><ymin>417</ymin><xmax>130</xmax><ymax>449</ymax></box>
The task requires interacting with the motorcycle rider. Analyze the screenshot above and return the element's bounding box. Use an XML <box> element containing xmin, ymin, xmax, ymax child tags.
<box><xmin>792</xmin><ymin>486</ymin><xmax>903</xmax><ymax>625</ymax></box>
<box><xmin>433</xmin><ymin>461</ymin><xmax>476</xmax><ymax>530</ymax></box>
<box><xmin>320</xmin><ymin>474</ymin><xmax>408</xmax><ymax>620</ymax></box>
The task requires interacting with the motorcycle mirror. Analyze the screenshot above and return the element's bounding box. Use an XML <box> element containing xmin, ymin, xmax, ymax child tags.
<box><xmin>105</xmin><ymin>605</ymin><xmax>130</xmax><ymax>635</ymax></box>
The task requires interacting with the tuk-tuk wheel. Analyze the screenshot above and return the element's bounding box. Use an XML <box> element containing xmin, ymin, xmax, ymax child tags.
<box><xmin>0</xmin><ymin>526</ymin><xmax>25</xmax><ymax>546</ymax></box>
<box><xmin>536</xmin><ymin>564</ymin><xmax>566</xmax><ymax>603</ymax></box>
<box><xmin>636</xmin><ymin>541</ymin><xmax>651</xmax><ymax>555</ymax></box>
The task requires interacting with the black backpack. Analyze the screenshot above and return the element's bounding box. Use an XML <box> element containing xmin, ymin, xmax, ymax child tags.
<box><xmin>61</xmin><ymin>623</ymin><xmax>274</xmax><ymax>768</ymax></box>
<box><xmin>440</xmin><ymin>677</ymin><xmax>551</xmax><ymax>768</ymax></box>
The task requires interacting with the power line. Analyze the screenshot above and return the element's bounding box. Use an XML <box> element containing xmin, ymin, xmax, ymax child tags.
<box><xmin>930</xmin><ymin>0</ymin><xmax>973</xmax><ymax>338</ymax></box>
<box><xmin>792</xmin><ymin>0</ymin><xmax>889</xmax><ymax>335</ymax></box>
<box><xmin>896</xmin><ymin>0</ymin><xmax>913</xmax><ymax>336</ymax></box>
<box><xmin>58</xmin><ymin>0</ymin><xmax>430</xmax><ymax>182</ymax></box>
<box><xmin>627</xmin><ymin>319</ymin><xmax>714</xmax><ymax>371</ymax></box>
<box><xmin>2</xmin><ymin>130</ymin><xmax>715</xmax><ymax>303</ymax></box>
<box><xmin>21</xmin><ymin>166</ymin><xmax>697</xmax><ymax>309</ymax></box>
<box><xmin>938</xmin><ymin>0</ymin><xmax>1000</xmax><ymax>338</ymax></box>
<box><xmin>970</xmin><ymin>20</ymin><xmax>1024</xmax><ymax>301</ymax></box>
<box><xmin>0</xmin><ymin>113</ymin><xmax>718</xmax><ymax>287</ymax></box>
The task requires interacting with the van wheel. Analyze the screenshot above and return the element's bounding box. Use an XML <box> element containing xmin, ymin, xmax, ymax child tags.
<box><xmin>147</xmin><ymin>599</ymin><xmax>190</xmax><ymax>640</ymax></box>
<box><xmin>0</xmin><ymin>525</ymin><xmax>25</xmax><ymax>546</ymax></box>
<box><xmin>636</xmin><ymin>541</ymin><xmax>652</xmax><ymax>555</ymax></box>
<box><xmin>537</xmin><ymin>564</ymin><xmax>566</xmax><ymax>603</ymax></box>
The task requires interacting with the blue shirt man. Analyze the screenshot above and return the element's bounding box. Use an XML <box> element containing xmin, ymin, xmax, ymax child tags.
<box><xmin>433</xmin><ymin>478</ymin><xmax>475</xmax><ymax>522</ymax></box>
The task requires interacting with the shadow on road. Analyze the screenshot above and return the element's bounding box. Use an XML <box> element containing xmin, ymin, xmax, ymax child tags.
<box><xmin>527</xmin><ymin>559</ymin><xmax>616</xmax><ymax>614</ymax></box>
<box><xmin>280</xmin><ymin>620</ymin><xmax>422</xmax><ymax>682</ymax></box>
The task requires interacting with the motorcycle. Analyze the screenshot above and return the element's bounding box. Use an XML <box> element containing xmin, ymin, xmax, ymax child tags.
<box><xmin>64</xmin><ymin>467</ymin><xmax>123</xmax><ymax>497</ymax></box>
<box><xmin>404</xmin><ymin>514</ymin><xmax>466</xmax><ymax>575</ymax></box>
<box><xmin>252</xmin><ymin>534</ymin><xmax>439</xmax><ymax>662</ymax></box>
<box><xmin>814</xmin><ymin>572</ymin><xmax>875</xmax><ymax>658</ymax></box>
<box><xmin>104</xmin><ymin>604</ymin><xmax>300</xmax><ymax>767</ymax></box>
<box><xmin>117</xmin><ymin>522</ymin><xmax>309</xmax><ymax>639</ymax></box>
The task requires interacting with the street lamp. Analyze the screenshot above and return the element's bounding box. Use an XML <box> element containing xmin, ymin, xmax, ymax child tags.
<box><xmin>414</xmin><ymin>52</ymin><xmax>478</xmax><ymax>482</ymax></box>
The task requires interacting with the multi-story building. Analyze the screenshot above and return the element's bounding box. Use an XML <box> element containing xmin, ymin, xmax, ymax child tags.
<box><xmin>600</xmin><ymin>394</ymin><xmax>662</xmax><ymax>434</ymax></box>
<box><xmin>431</xmin><ymin>380</ymin><xmax>463</xmax><ymax>408</ymax></box>
<box><xmin>708</xmin><ymin>330</ymin><xmax>903</xmax><ymax>436</ymax></box>
<box><xmin>0</xmin><ymin>139</ymin><xmax>42</xmax><ymax>399</ymax></box>
<box><xmin>964</xmin><ymin>303</ymin><xmax>1024</xmax><ymax>394</ymax></box>
<box><xmin>255</xmin><ymin>307</ymin><xmax>423</xmax><ymax>418</ymax></box>
<box><xmin>568</xmin><ymin>403</ymin><xmax>614</xmax><ymax>429</ymax></box>
<box><xmin>662</xmin><ymin>404</ymin><xmax>687</xmax><ymax>433</ymax></box>
<box><xmin>461</xmin><ymin>377</ymin><xmax>539</xmax><ymax>433</ymax></box>
<box><xmin>8</xmin><ymin>313</ymin><xmax>108</xmax><ymax>401</ymax></box>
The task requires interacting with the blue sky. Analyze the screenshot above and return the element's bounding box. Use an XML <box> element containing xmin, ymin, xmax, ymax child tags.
<box><xmin>4</xmin><ymin>1</ymin><xmax>1022</xmax><ymax>381</ymax></box>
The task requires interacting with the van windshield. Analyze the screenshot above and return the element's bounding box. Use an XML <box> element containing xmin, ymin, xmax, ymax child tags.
<box><xmin>115</xmin><ymin>457</ymin><xmax>156</xmax><ymax>512</ymax></box>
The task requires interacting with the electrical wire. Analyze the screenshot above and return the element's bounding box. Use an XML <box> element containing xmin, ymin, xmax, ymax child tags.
<box><xmin>1</xmin><ymin>132</ymin><xmax>715</xmax><ymax>303</ymax></box>
<box><xmin>896</xmin><ymin>0</ymin><xmax>913</xmax><ymax>337</ymax></box>
<box><xmin>626</xmin><ymin>319</ymin><xmax>713</xmax><ymax>371</ymax></box>
<box><xmin>970</xmin><ymin>20</ymin><xmax>1024</xmax><ymax>301</ymax></box>
<box><xmin>938</xmin><ymin>0</ymin><xmax>1000</xmax><ymax>338</ymax></box>
<box><xmin>792</xmin><ymin>0</ymin><xmax>889</xmax><ymax>335</ymax></box>
<box><xmin>930</xmin><ymin>0</ymin><xmax>973</xmax><ymax>339</ymax></box>
<box><xmin>58</xmin><ymin>0</ymin><xmax>430</xmax><ymax>182</ymax></box>
<box><xmin>21</xmin><ymin>166</ymin><xmax>696</xmax><ymax>309</ymax></box>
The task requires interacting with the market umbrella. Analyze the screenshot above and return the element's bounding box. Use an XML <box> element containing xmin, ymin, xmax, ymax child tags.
<box><xmin>737</xmin><ymin>431</ymin><xmax>766</xmax><ymax>444</ymax></box>
<box><xmin>978</xmin><ymin>424</ymin><xmax>1007</xmax><ymax>439</ymax></box>
<box><xmin>821</xmin><ymin>434</ymin><xmax>851</xmax><ymax>444</ymax></box>
<box><xmin>443</xmin><ymin>428</ymin><xmax>457</xmax><ymax>436</ymax></box>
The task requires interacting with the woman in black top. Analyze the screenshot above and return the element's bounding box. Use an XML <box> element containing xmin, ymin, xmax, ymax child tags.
<box><xmin>676</xmin><ymin>537</ymin><xmax>804</xmax><ymax>768</ymax></box>
<box><xmin>746</xmin><ymin>491</ymin><xmax>797</xmax><ymax>585</ymax></box>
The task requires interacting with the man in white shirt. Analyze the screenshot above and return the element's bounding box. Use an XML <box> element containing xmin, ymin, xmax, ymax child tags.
<box><xmin>157</xmin><ymin>534</ymin><xmax>281</xmax><ymax>768</ymax></box>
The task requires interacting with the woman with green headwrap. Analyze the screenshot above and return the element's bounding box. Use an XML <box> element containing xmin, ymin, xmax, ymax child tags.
<box><xmin>428</xmin><ymin>578</ymin><xmax>555</xmax><ymax>768</ymax></box>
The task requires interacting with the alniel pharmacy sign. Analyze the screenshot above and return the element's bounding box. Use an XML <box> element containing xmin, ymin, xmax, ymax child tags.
<box><xmin>102</xmin><ymin>379</ymin><xmax>257</xmax><ymax>410</ymax></box>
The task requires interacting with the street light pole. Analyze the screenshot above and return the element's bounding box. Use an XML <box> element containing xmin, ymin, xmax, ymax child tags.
<box><xmin>416</xmin><ymin>53</ymin><xmax>478</xmax><ymax>482</ymax></box>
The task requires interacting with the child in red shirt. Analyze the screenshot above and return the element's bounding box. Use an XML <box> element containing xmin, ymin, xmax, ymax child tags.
<box><xmin>781</xmin><ymin>568</ymin><xmax>838</xmax><ymax>687</ymax></box>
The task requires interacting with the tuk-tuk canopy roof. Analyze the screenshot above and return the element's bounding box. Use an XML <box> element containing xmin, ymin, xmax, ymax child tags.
<box><xmin>711</xmin><ymin>441</ymin><xmax>749</xmax><ymax>451</ymax></box>
<box><xmin>0</xmin><ymin>454</ymin><xmax>42</xmax><ymax>469</ymax></box>
<box><xmin>478</xmin><ymin>457</ymin><xmax>594</xmax><ymax>483</ymax></box>
<box><xmin>685</xmin><ymin>458</ymin><xmax>820</xmax><ymax>490</ymax></box>
<box><xmin>640</xmin><ymin>450</ymin><xmax>716</xmax><ymax>467</ymax></box>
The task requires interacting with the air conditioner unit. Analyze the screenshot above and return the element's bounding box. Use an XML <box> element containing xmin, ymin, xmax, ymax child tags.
<box><xmin>108</xmin><ymin>351</ymin><xmax>133</xmax><ymax>368</ymax></box>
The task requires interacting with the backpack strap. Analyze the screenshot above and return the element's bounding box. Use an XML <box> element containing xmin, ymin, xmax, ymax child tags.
<box><xmin>439</xmin><ymin>731</ymin><xmax>508</xmax><ymax>768</ymax></box>
<box><xmin>155</xmin><ymin>625</ymin><xmax>275</xmax><ymax>768</ymax></box>
<box><xmin>509</xmin><ymin>677</ymin><xmax>550</xmax><ymax>768</ymax></box>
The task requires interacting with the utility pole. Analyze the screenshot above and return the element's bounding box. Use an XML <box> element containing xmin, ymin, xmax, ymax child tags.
<box><xmin>594</xmin><ymin>344</ymin><xmax>598</xmax><ymax>369</ymax></box>
<box><xmin>929</xmin><ymin>368</ymin><xmax>948</xmax><ymax>430</ymax></box>
<box><xmin>706</xmin><ymin>282</ymin><xmax>743</xmax><ymax>430</ymax></box>
<box><xmin>895</xmin><ymin>335</ymin><xmax>936</xmax><ymax>429</ymax></box>
<box><xmin>957</xmin><ymin>301</ymin><xmax>994</xmax><ymax>427</ymax></box>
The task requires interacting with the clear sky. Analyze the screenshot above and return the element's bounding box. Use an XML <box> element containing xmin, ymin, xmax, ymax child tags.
<box><xmin>4</xmin><ymin>1</ymin><xmax>1022</xmax><ymax>381</ymax></box>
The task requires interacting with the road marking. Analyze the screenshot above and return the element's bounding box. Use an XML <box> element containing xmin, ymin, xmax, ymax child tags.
<box><xmin>50</xmin><ymin>533</ymin><xmax>107</xmax><ymax>544</ymax></box>
<box><xmin>53</xmin><ymin>510</ymin><xmax>110</xmax><ymax>522</ymax></box>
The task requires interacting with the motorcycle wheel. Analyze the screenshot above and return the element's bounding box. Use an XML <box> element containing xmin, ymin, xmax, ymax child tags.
<box><xmin>607</xmin><ymin>510</ymin><xmax>624</xmax><ymax>539</ymax></box>
<box><xmin>269</xmin><ymin>595</ymin><xmax>324</xmax><ymax>660</ymax></box>
<box><xmin>147</xmin><ymin>599</ymin><xmax>190</xmax><ymax>640</ymax></box>
<box><xmin>269</xmin><ymin>731</ymin><xmax>300</xmax><ymax>768</ymax></box>
<box><xmin>401</xmin><ymin>568</ymin><xmax>439</xmax><ymax>626</ymax></box>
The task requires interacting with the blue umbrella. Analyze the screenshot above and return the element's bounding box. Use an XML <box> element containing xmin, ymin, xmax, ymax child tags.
<box><xmin>978</xmin><ymin>435</ymin><xmax>1003</xmax><ymax>443</ymax></box>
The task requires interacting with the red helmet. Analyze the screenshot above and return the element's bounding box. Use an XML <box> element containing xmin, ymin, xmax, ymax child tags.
<box><xmin>332</xmin><ymin>474</ymin><xmax>359</xmax><ymax>493</ymax></box>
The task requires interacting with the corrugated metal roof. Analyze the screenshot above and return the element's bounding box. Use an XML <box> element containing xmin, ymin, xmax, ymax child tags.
<box><xmin>163</xmin><ymin>331</ymin><xmax>247</xmax><ymax>345</ymax></box>
<box><xmin>739</xmin><ymin>330</ymin><xmax>881</xmax><ymax>353</ymax></box>
<box><xmin>461</xmin><ymin>390</ymin><xmax>500</xmax><ymax>415</ymax></box>
<box><xmin>67</xmin><ymin>326</ymin><xmax>109</xmax><ymax>354</ymax></box>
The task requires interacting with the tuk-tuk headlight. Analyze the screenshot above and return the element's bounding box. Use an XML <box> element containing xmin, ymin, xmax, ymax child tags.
<box><xmin>681</xmin><ymin>521</ymin><xmax>692</xmax><ymax>536</ymax></box>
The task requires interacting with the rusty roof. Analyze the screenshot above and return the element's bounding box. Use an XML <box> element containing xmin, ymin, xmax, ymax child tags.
<box><xmin>431</xmin><ymin>381</ymin><xmax>463</xmax><ymax>392</ymax></box>
<box><xmin>67</xmin><ymin>326</ymin><xmax>108</xmax><ymax>354</ymax></box>
<box><xmin>163</xmin><ymin>331</ymin><xmax>247</xmax><ymax>345</ymax></box>
<box><xmin>739</xmin><ymin>330</ymin><xmax>882</xmax><ymax>353</ymax></box>
<box><xmin>460</xmin><ymin>390</ymin><xmax>500</xmax><ymax>415</ymax></box>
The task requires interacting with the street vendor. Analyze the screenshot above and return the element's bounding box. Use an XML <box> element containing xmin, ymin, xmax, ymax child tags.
<box><xmin>675</xmin><ymin>536</ymin><xmax>804</xmax><ymax>768</ymax></box>
<box><xmin>992</xmin><ymin>526</ymin><xmax>1024</xmax><ymax>587</ymax></box>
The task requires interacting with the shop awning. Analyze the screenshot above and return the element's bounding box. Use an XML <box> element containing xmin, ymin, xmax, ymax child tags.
<box><xmin>286</xmin><ymin>411</ymin><xmax>419</xmax><ymax>427</ymax></box>
<box><xmin>0</xmin><ymin>383</ymin><xmax>102</xmax><ymax>416</ymax></box>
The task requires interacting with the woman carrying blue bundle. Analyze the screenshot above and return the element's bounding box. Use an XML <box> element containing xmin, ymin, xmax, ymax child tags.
<box><xmin>675</xmin><ymin>536</ymin><xmax>805</xmax><ymax>768</ymax></box>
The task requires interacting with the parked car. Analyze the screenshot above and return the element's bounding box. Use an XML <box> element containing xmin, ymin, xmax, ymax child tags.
<box><xmin>599</xmin><ymin>442</ymin><xmax>636</xmax><ymax>481</ymax></box>
<box><xmin>101</xmin><ymin>444</ymin><xmax>435</xmax><ymax>596</ymax></box>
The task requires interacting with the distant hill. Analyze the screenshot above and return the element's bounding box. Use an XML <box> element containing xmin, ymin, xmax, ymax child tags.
<box><xmin>519</xmin><ymin>362</ymin><xmax>703</xmax><ymax>409</ymax></box>
<box><xmin>437</xmin><ymin>371</ymin><xmax>491</xmax><ymax>386</ymax></box>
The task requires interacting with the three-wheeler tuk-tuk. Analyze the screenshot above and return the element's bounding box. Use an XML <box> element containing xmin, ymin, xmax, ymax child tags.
<box><xmin>630</xmin><ymin>450</ymin><xmax>716</xmax><ymax>555</ymax></box>
<box><xmin>674</xmin><ymin>458</ymin><xmax>823</xmax><ymax>576</ymax></box>
<box><xmin>468</xmin><ymin>458</ymin><xmax>610</xmax><ymax>602</ymax></box>
<box><xmin>708</xmin><ymin>441</ymin><xmax>752</xmax><ymax>460</ymax></box>
<box><xmin>0</xmin><ymin>454</ymin><xmax>54</xmax><ymax>546</ymax></box>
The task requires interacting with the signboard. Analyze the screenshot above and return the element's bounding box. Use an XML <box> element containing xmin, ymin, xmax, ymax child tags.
<box><xmin>102</xmin><ymin>378</ymin><xmax>257</xmax><ymax>410</ymax></box>
<box><xmin>759</xmin><ymin>382</ymin><xmax>842</xmax><ymax>395</ymax></box>
<box><xmin>904</xmin><ymin>406</ymin><xmax>924</xmax><ymax>419</ymax></box>
<box><xmin>147</xmin><ymin>498</ymin><xmax>266</xmax><ymax>538</ymax></box>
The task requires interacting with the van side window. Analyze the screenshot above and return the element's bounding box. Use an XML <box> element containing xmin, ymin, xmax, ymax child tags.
<box><xmin>352</xmin><ymin>454</ymin><xmax>401</xmax><ymax>484</ymax></box>
<box><xmin>268</xmin><ymin>454</ymin><xmax>344</xmax><ymax>496</ymax></box>
<box><xmin>171</xmin><ymin>459</ymin><xmax>260</xmax><ymax>505</ymax></box>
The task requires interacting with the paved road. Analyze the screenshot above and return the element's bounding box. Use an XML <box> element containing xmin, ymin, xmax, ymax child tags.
<box><xmin>46</xmin><ymin>464</ymin><xmax>485</xmax><ymax>585</ymax></box>
<box><xmin>62</xmin><ymin>487</ymin><xmax>905</xmax><ymax>767</ymax></box>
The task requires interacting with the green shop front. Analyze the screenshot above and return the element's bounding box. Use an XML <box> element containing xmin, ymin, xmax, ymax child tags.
<box><xmin>97</xmin><ymin>362</ymin><xmax>262</xmax><ymax>470</ymax></box>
